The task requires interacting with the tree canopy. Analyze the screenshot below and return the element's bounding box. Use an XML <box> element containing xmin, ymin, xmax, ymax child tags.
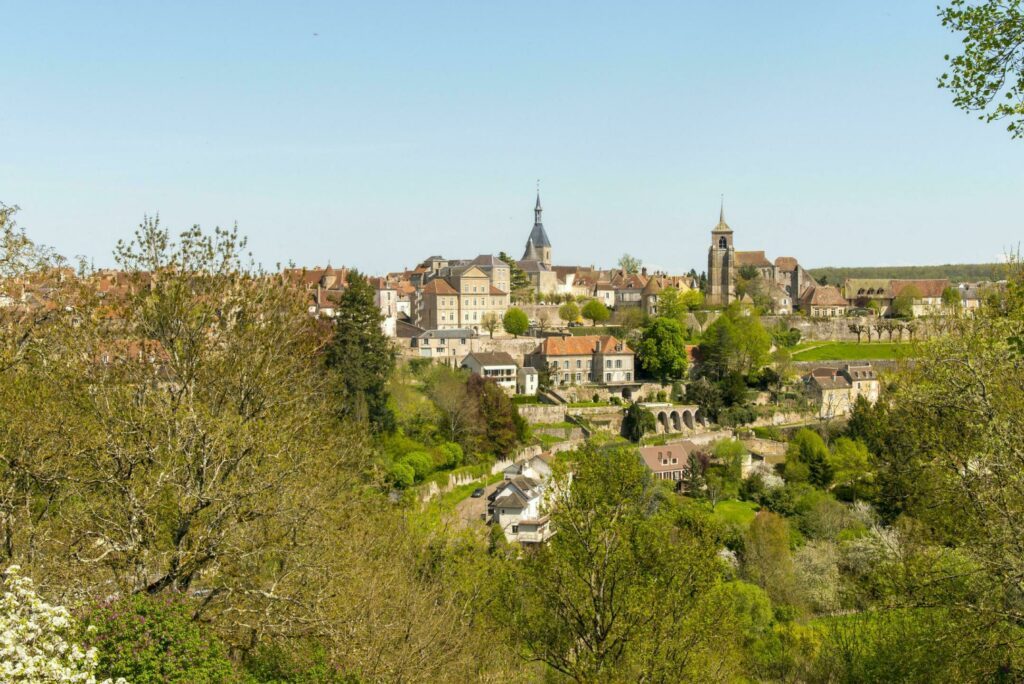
<box><xmin>636</xmin><ymin>317</ymin><xmax>689</xmax><ymax>382</ymax></box>
<box><xmin>938</xmin><ymin>0</ymin><xmax>1024</xmax><ymax>138</ymax></box>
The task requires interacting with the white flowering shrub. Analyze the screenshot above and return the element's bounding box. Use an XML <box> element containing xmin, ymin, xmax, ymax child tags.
<box><xmin>0</xmin><ymin>565</ymin><xmax>126</xmax><ymax>683</ymax></box>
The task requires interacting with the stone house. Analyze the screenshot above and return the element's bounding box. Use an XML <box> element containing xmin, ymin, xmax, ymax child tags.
<box><xmin>804</xmin><ymin>363</ymin><xmax>880</xmax><ymax>418</ymax></box>
<box><xmin>410</xmin><ymin>328</ymin><xmax>479</xmax><ymax>366</ymax></box>
<box><xmin>800</xmin><ymin>284</ymin><xmax>849</xmax><ymax>318</ymax></box>
<box><xmin>639</xmin><ymin>441</ymin><xmax>700</xmax><ymax>482</ymax></box>
<box><xmin>526</xmin><ymin>334</ymin><xmax>635</xmax><ymax>387</ymax></box>
<box><xmin>412</xmin><ymin>265</ymin><xmax>510</xmax><ymax>333</ymax></box>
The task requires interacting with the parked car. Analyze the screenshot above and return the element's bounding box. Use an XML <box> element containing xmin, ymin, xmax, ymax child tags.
<box><xmin>471</xmin><ymin>487</ymin><xmax>486</xmax><ymax>498</ymax></box>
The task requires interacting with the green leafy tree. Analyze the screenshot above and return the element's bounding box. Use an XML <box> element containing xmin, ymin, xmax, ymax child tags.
<box><xmin>83</xmin><ymin>593</ymin><xmax>236</xmax><ymax>683</ymax></box>
<box><xmin>558</xmin><ymin>301</ymin><xmax>579</xmax><ymax>324</ymax></box>
<box><xmin>617</xmin><ymin>253</ymin><xmax>642</xmax><ymax>274</ymax></box>
<box><xmin>714</xmin><ymin>439</ymin><xmax>748</xmax><ymax>485</ymax></box>
<box><xmin>890</xmin><ymin>285</ymin><xmax>922</xmax><ymax>319</ymax></box>
<box><xmin>327</xmin><ymin>269</ymin><xmax>397</xmax><ymax>432</ymax></box>
<box><xmin>686</xmin><ymin>377</ymin><xmax>723</xmax><ymax>422</ymax></box>
<box><xmin>636</xmin><ymin>317</ymin><xmax>689</xmax><ymax>382</ymax></box>
<box><xmin>828</xmin><ymin>437</ymin><xmax>873</xmax><ymax>500</ymax></box>
<box><xmin>502</xmin><ymin>307</ymin><xmax>529</xmax><ymax>337</ymax></box>
<box><xmin>622</xmin><ymin>402</ymin><xmax>656</xmax><ymax>442</ymax></box>
<box><xmin>505</xmin><ymin>444</ymin><xmax>741</xmax><ymax>681</ymax></box>
<box><xmin>743</xmin><ymin>512</ymin><xmax>802</xmax><ymax>610</ymax></box>
<box><xmin>938</xmin><ymin>0</ymin><xmax>1024</xmax><ymax>138</ymax></box>
<box><xmin>581</xmin><ymin>299</ymin><xmax>610</xmax><ymax>326</ymax></box>
<box><xmin>698</xmin><ymin>305</ymin><xmax>770</xmax><ymax>380</ymax></box>
<box><xmin>784</xmin><ymin>428</ymin><xmax>834</xmax><ymax>488</ymax></box>
<box><xmin>942</xmin><ymin>285</ymin><xmax>961</xmax><ymax>309</ymax></box>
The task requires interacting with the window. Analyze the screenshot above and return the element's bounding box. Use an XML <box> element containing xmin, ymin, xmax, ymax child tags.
<box><xmin>575</xmin><ymin>372</ymin><xmax>581</xmax><ymax>382</ymax></box>
<box><xmin>605</xmin><ymin>373</ymin><xmax>611</xmax><ymax>382</ymax></box>
<box><xmin>615</xmin><ymin>359</ymin><xmax>622</xmax><ymax>369</ymax></box>
<box><xmin>718</xmin><ymin>236</ymin><xmax>727</xmax><ymax>248</ymax></box>
<box><xmin>625</xmin><ymin>372</ymin><xmax>631</xmax><ymax>381</ymax></box>
<box><xmin>576</xmin><ymin>359</ymin><xmax>581</xmax><ymax>369</ymax></box>
<box><xmin>511</xmin><ymin>525</ymin><xmax>518</xmax><ymax>534</ymax></box>
<box><xmin>563</xmin><ymin>360</ymin><xmax>569</xmax><ymax>369</ymax></box>
<box><xmin>606</xmin><ymin>360</ymin><xmax>612</xmax><ymax>368</ymax></box>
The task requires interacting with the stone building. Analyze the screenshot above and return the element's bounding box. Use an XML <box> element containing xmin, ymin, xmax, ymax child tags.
<box><xmin>519</xmin><ymin>192</ymin><xmax>558</xmax><ymax>294</ymax></box>
<box><xmin>706</xmin><ymin>201</ymin><xmax>813</xmax><ymax>310</ymax></box>
<box><xmin>706</xmin><ymin>203</ymin><xmax>736</xmax><ymax>307</ymax></box>
<box><xmin>526</xmin><ymin>334</ymin><xmax>635</xmax><ymax>387</ymax></box>
<box><xmin>804</xmin><ymin>363</ymin><xmax>880</xmax><ymax>418</ymax></box>
<box><xmin>412</xmin><ymin>265</ymin><xmax>510</xmax><ymax>333</ymax></box>
<box><xmin>800</xmin><ymin>284</ymin><xmax>849</xmax><ymax>318</ymax></box>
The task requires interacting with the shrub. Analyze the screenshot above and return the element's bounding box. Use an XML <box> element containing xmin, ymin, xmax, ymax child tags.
<box><xmin>752</xmin><ymin>426</ymin><xmax>784</xmax><ymax>442</ymax></box>
<box><xmin>436</xmin><ymin>442</ymin><xmax>464</xmax><ymax>469</ymax></box>
<box><xmin>82</xmin><ymin>593</ymin><xmax>235</xmax><ymax>684</ymax></box>
<box><xmin>719</xmin><ymin>405</ymin><xmax>757</xmax><ymax>427</ymax></box>
<box><xmin>388</xmin><ymin>461</ymin><xmax>415</xmax><ymax>488</ymax></box>
<box><xmin>401</xmin><ymin>451</ymin><xmax>435</xmax><ymax>480</ymax></box>
<box><xmin>243</xmin><ymin>643</ymin><xmax>349</xmax><ymax>683</ymax></box>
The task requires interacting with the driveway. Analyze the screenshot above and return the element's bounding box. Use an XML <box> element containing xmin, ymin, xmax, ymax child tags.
<box><xmin>453</xmin><ymin>480</ymin><xmax>502</xmax><ymax>528</ymax></box>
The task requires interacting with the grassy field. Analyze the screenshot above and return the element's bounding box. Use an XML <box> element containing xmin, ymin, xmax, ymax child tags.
<box><xmin>791</xmin><ymin>341</ymin><xmax>911</xmax><ymax>362</ymax></box>
<box><xmin>712</xmin><ymin>500</ymin><xmax>760</xmax><ymax>528</ymax></box>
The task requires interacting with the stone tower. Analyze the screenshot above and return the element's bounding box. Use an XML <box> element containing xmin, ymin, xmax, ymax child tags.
<box><xmin>706</xmin><ymin>199</ymin><xmax>735</xmax><ymax>306</ymax></box>
<box><xmin>522</xmin><ymin>191</ymin><xmax>552</xmax><ymax>266</ymax></box>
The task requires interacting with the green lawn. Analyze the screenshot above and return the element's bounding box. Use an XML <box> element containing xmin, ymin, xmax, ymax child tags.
<box><xmin>791</xmin><ymin>341</ymin><xmax>912</xmax><ymax>362</ymax></box>
<box><xmin>711</xmin><ymin>500</ymin><xmax>759</xmax><ymax>527</ymax></box>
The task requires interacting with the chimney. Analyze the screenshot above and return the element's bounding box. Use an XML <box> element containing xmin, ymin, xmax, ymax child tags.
<box><xmin>641</xmin><ymin>266</ymin><xmax>648</xmax><ymax>277</ymax></box>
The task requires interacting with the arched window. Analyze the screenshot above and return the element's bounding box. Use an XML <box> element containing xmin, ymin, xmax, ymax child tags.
<box><xmin>718</xmin><ymin>236</ymin><xmax>727</xmax><ymax>249</ymax></box>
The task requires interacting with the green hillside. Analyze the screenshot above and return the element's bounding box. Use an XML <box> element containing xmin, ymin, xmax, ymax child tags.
<box><xmin>807</xmin><ymin>262</ymin><xmax>1006</xmax><ymax>285</ymax></box>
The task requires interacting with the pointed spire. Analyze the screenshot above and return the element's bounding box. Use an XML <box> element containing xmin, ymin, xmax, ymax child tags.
<box><xmin>713</xmin><ymin>194</ymin><xmax>732</xmax><ymax>233</ymax></box>
<box><xmin>535</xmin><ymin>180</ymin><xmax>543</xmax><ymax>224</ymax></box>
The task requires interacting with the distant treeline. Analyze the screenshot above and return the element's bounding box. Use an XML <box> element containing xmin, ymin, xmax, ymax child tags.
<box><xmin>807</xmin><ymin>263</ymin><xmax>1008</xmax><ymax>285</ymax></box>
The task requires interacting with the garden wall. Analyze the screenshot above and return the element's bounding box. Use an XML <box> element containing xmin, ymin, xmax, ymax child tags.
<box><xmin>517</xmin><ymin>404</ymin><xmax>568</xmax><ymax>424</ymax></box>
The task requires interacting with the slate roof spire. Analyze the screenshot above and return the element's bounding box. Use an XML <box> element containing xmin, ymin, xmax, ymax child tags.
<box><xmin>525</xmin><ymin>185</ymin><xmax>551</xmax><ymax>249</ymax></box>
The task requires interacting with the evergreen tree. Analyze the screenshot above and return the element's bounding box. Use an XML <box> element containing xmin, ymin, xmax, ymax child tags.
<box><xmin>326</xmin><ymin>269</ymin><xmax>396</xmax><ymax>432</ymax></box>
<box><xmin>498</xmin><ymin>251</ymin><xmax>531</xmax><ymax>292</ymax></box>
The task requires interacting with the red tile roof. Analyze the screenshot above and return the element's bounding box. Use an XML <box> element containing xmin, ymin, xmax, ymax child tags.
<box><xmin>735</xmin><ymin>251</ymin><xmax>772</xmax><ymax>268</ymax></box>
<box><xmin>534</xmin><ymin>335</ymin><xmax>633</xmax><ymax>356</ymax></box>
<box><xmin>891</xmin><ymin>279</ymin><xmax>949</xmax><ymax>299</ymax></box>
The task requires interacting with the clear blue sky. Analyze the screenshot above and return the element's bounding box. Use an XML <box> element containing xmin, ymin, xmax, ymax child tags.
<box><xmin>1</xmin><ymin>1</ymin><xmax>1020</xmax><ymax>275</ymax></box>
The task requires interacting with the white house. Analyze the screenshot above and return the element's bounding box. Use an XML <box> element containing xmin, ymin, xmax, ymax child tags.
<box><xmin>502</xmin><ymin>452</ymin><xmax>554</xmax><ymax>482</ymax></box>
<box><xmin>517</xmin><ymin>366</ymin><xmax>539</xmax><ymax>396</ymax></box>
<box><xmin>461</xmin><ymin>351</ymin><xmax>519</xmax><ymax>393</ymax></box>
<box><xmin>487</xmin><ymin>475</ymin><xmax>553</xmax><ymax>545</ymax></box>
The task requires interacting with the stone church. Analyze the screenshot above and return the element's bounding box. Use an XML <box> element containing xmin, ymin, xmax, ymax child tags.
<box><xmin>706</xmin><ymin>203</ymin><xmax>813</xmax><ymax>312</ymax></box>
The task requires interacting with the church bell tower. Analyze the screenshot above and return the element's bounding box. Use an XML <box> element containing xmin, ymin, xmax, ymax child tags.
<box><xmin>707</xmin><ymin>198</ymin><xmax>735</xmax><ymax>306</ymax></box>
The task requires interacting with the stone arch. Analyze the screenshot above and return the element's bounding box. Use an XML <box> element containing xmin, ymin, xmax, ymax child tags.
<box><xmin>657</xmin><ymin>411</ymin><xmax>670</xmax><ymax>434</ymax></box>
<box><xmin>694</xmin><ymin>408</ymin><xmax>705</xmax><ymax>426</ymax></box>
<box><xmin>682</xmin><ymin>409</ymin><xmax>695</xmax><ymax>430</ymax></box>
<box><xmin>670</xmin><ymin>410</ymin><xmax>682</xmax><ymax>432</ymax></box>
